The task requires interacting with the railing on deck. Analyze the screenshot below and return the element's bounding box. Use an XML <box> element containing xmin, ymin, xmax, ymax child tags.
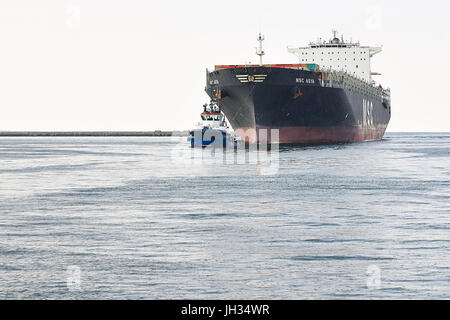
<box><xmin>320</xmin><ymin>70</ymin><xmax>390</xmax><ymax>101</ymax></box>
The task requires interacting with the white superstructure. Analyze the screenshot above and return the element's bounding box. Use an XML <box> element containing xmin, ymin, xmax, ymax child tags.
<box><xmin>288</xmin><ymin>31</ymin><xmax>382</xmax><ymax>83</ymax></box>
<box><xmin>194</xmin><ymin>102</ymin><xmax>232</xmax><ymax>131</ymax></box>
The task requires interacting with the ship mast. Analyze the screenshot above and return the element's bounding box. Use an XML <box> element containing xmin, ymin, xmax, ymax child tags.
<box><xmin>256</xmin><ymin>33</ymin><xmax>265</xmax><ymax>65</ymax></box>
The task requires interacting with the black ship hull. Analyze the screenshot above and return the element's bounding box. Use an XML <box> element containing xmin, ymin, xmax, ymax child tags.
<box><xmin>206</xmin><ymin>67</ymin><xmax>391</xmax><ymax>144</ymax></box>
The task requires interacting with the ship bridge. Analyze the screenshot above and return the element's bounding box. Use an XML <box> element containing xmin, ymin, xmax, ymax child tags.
<box><xmin>201</xmin><ymin>112</ymin><xmax>223</xmax><ymax>121</ymax></box>
<box><xmin>287</xmin><ymin>31</ymin><xmax>382</xmax><ymax>82</ymax></box>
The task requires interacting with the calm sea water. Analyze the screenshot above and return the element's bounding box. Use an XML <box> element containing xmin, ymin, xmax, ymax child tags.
<box><xmin>0</xmin><ymin>133</ymin><xmax>449</xmax><ymax>299</ymax></box>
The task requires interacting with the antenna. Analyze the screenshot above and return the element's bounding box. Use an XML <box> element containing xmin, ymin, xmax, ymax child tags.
<box><xmin>256</xmin><ymin>33</ymin><xmax>265</xmax><ymax>65</ymax></box>
<box><xmin>332</xmin><ymin>29</ymin><xmax>338</xmax><ymax>39</ymax></box>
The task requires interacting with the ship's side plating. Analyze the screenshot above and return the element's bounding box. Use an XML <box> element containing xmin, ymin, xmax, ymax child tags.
<box><xmin>206</xmin><ymin>66</ymin><xmax>391</xmax><ymax>144</ymax></box>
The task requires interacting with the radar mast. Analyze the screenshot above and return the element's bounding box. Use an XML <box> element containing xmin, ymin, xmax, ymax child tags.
<box><xmin>256</xmin><ymin>33</ymin><xmax>265</xmax><ymax>65</ymax></box>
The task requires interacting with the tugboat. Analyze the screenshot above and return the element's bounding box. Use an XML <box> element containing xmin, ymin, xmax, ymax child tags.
<box><xmin>189</xmin><ymin>101</ymin><xmax>242</xmax><ymax>148</ymax></box>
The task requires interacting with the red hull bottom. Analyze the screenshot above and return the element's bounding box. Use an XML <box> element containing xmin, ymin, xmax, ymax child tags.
<box><xmin>234</xmin><ymin>126</ymin><xmax>388</xmax><ymax>144</ymax></box>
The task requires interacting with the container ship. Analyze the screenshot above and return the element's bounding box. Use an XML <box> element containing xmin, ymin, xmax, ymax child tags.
<box><xmin>205</xmin><ymin>31</ymin><xmax>391</xmax><ymax>144</ymax></box>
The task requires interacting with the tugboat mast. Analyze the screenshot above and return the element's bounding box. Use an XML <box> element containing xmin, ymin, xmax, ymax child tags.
<box><xmin>256</xmin><ymin>33</ymin><xmax>265</xmax><ymax>65</ymax></box>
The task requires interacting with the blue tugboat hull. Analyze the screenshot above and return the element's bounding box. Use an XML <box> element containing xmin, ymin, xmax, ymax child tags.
<box><xmin>189</xmin><ymin>129</ymin><xmax>229</xmax><ymax>148</ymax></box>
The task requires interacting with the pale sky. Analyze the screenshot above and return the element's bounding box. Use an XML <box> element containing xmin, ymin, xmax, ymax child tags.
<box><xmin>0</xmin><ymin>0</ymin><xmax>449</xmax><ymax>132</ymax></box>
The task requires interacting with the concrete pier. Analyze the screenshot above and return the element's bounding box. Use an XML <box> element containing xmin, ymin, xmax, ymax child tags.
<box><xmin>0</xmin><ymin>131</ymin><xmax>189</xmax><ymax>137</ymax></box>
